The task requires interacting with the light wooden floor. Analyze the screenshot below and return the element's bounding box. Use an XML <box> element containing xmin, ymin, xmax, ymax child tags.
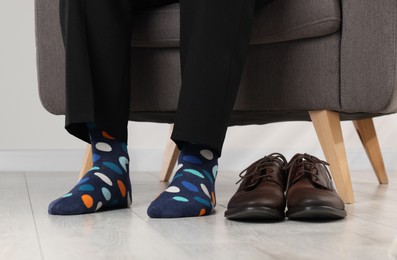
<box><xmin>1</xmin><ymin>170</ymin><xmax>397</xmax><ymax>260</ymax></box>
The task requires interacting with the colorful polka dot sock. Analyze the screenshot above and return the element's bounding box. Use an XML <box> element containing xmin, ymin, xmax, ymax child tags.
<box><xmin>147</xmin><ymin>143</ymin><xmax>218</xmax><ymax>218</ymax></box>
<box><xmin>48</xmin><ymin>123</ymin><xmax>132</xmax><ymax>215</ymax></box>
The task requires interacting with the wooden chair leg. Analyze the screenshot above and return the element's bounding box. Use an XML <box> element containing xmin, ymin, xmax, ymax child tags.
<box><xmin>353</xmin><ymin>118</ymin><xmax>388</xmax><ymax>184</ymax></box>
<box><xmin>160</xmin><ymin>124</ymin><xmax>180</xmax><ymax>182</ymax></box>
<box><xmin>309</xmin><ymin>110</ymin><xmax>354</xmax><ymax>204</ymax></box>
<box><xmin>79</xmin><ymin>144</ymin><xmax>93</xmax><ymax>180</ymax></box>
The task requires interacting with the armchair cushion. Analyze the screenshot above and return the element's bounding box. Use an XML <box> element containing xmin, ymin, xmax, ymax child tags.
<box><xmin>131</xmin><ymin>0</ymin><xmax>341</xmax><ymax>47</ymax></box>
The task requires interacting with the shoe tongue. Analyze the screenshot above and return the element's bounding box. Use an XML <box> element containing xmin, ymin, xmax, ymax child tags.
<box><xmin>239</xmin><ymin>165</ymin><xmax>280</xmax><ymax>191</ymax></box>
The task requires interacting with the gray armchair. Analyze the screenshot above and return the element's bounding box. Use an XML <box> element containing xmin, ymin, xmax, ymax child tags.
<box><xmin>35</xmin><ymin>0</ymin><xmax>396</xmax><ymax>203</ymax></box>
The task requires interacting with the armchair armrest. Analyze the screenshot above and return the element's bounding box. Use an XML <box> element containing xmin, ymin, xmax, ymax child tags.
<box><xmin>340</xmin><ymin>0</ymin><xmax>397</xmax><ymax>113</ymax></box>
<box><xmin>35</xmin><ymin>0</ymin><xmax>65</xmax><ymax>115</ymax></box>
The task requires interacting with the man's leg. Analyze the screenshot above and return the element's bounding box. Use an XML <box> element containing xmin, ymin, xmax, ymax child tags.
<box><xmin>49</xmin><ymin>0</ymin><xmax>135</xmax><ymax>215</ymax></box>
<box><xmin>52</xmin><ymin>0</ymin><xmax>181</xmax><ymax>215</ymax></box>
<box><xmin>171</xmin><ymin>0</ymin><xmax>262</xmax><ymax>155</ymax></box>
<box><xmin>147</xmin><ymin>0</ymin><xmax>271</xmax><ymax>218</ymax></box>
<box><xmin>51</xmin><ymin>0</ymin><xmax>181</xmax><ymax>215</ymax></box>
<box><xmin>61</xmin><ymin>0</ymin><xmax>133</xmax><ymax>143</ymax></box>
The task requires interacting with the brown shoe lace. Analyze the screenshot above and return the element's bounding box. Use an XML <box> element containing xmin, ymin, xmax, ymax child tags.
<box><xmin>236</xmin><ymin>153</ymin><xmax>287</xmax><ymax>189</ymax></box>
<box><xmin>284</xmin><ymin>153</ymin><xmax>333</xmax><ymax>190</ymax></box>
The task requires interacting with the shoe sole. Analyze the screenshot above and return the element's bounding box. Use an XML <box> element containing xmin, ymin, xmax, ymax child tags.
<box><xmin>225</xmin><ymin>207</ymin><xmax>285</xmax><ymax>220</ymax></box>
<box><xmin>287</xmin><ymin>206</ymin><xmax>347</xmax><ymax>220</ymax></box>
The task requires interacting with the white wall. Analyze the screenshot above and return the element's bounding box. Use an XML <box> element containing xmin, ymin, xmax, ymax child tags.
<box><xmin>1</xmin><ymin>0</ymin><xmax>397</xmax><ymax>174</ymax></box>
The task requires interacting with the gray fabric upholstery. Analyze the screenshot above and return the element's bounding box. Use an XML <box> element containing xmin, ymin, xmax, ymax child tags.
<box><xmin>130</xmin><ymin>33</ymin><xmax>341</xmax><ymax>111</ymax></box>
<box><xmin>131</xmin><ymin>0</ymin><xmax>341</xmax><ymax>47</ymax></box>
<box><xmin>35</xmin><ymin>0</ymin><xmax>65</xmax><ymax>115</ymax></box>
<box><xmin>340</xmin><ymin>0</ymin><xmax>397</xmax><ymax>113</ymax></box>
<box><xmin>35</xmin><ymin>0</ymin><xmax>397</xmax><ymax>126</ymax></box>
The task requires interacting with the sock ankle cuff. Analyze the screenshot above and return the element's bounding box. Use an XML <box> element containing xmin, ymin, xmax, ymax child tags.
<box><xmin>181</xmin><ymin>143</ymin><xmax>219</xmax><ymax>162</ymax></box>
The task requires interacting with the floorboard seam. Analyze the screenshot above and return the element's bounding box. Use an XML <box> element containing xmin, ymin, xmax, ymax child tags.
<box><xmin>24</xmin><ymin>173</ymin><xmax>45</xmax><ymax>260</ymax></box>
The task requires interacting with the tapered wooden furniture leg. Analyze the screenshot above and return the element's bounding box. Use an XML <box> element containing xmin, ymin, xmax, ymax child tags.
<box><xmin>160</xmin><ymin>124</ymin><xmax>180</xmax><ymax>182</ymax></box>
<box><xmin>79</xmin><ymin>144</ymin><xmax>93</xmax><ymax>180</ymax></box>
<box><xmin>353</xmin><ymin>118</ymin><xmax>388</xmax><ymax>184</ymax></box>
<box><xmin>309</xmin><ymin>110</ymin><xmax>354</xmax><ymax>204</ymax></box>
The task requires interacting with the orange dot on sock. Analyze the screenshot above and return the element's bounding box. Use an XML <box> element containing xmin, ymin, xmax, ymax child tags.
<box><xmin>199</xmin><ymin>208</ymin><xmax>206</xmax><ymax>216</ymax></box>
<box><xmin>102</xmin><ymin>131</ymin><xmax>116</xmax><ymax>140</ymax></box>
<box><xmin>81</xmin><ymin>194</ymin><xmax>94</xmax><ymax>209</ymax></box>
<box><xmin>117</xmin><ymin>180</ymin><xmax>127</xmax><ymax>198</ymax></box>
<box><xmin>211</xmin><ymin>192</ymin><xmax>216</xmax><ymax>205</ymax></box>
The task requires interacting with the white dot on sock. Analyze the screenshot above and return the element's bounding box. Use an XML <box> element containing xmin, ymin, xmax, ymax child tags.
<box><xmin>95</xmin><ymin>142</ymin><xmax>112</xmax><ymax>152</ymax></box>
<box><xmin>127</xmin><ymin>192</ymin><xmax>132</xmax><ymax>206</ymax></box>
<box><xmin>165</xmin><ymin>186</ymin><xmax>180</xmax><ymax>193</ymax></box>
<box><xmin>200</xmin><ymin>149</ymin><xmax>214</xmax><ymax>160</ymax></box>
<box><xmin>96</xmin><ymin>202</ymin><xmax>103</xmax><ymax>211</ymax></box>
<box><xmin>94</xmin><ymin>172</ymin><xmax>113</xmax><ymax>186</ymax></box>
<box><xmin>200</xmin><ymin>183</ymin><xmax>211</xmax><ymax>198</ymax></box>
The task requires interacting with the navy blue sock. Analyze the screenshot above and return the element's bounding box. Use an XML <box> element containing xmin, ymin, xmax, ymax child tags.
<box><xmin>48</xmin><ymin>123</ymin><xmax>132</xmax><ymax>215</ymax></box>
<box><xmin>147</xmin><ymin>143</ymin><xmax>218</xmax><ymax>218</ymax></box>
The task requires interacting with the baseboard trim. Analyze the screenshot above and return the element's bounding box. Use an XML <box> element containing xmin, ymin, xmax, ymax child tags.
<box><xmin>1</xmin><ymin>148</ymin><xmax>397</xmax><ymax>173</ymax></box>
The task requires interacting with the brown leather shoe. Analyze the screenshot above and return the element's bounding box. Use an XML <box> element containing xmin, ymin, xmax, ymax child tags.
<box><xmin>284</xmin><ymin>153</ymin><xmax>347</xmax><ymax>220</ymax></box>
<box><xmin>225</xmin><ymin>153</ymin><xmax>288</xmax><ymax>220</ymax></box>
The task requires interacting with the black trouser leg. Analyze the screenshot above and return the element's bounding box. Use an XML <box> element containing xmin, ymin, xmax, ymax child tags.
<box><xmin>171</xmin><ymin>0</ymin><xmax>270</xmax><ymax>156</ymax></box>
<box><xmin>60</xmin><ymin>0</ymin><xmax>133</xmax><ymax>143</ymax></box>
<box><xmin>60</xmin><ymin>0</ymin><xmax>177</xmax><ymax>143</ymax></box>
